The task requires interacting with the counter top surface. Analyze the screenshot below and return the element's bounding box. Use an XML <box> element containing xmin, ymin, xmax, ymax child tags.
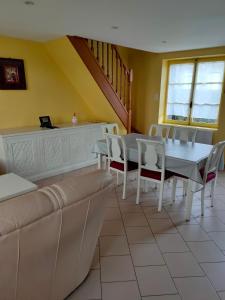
<box><xmin>0</xmin><ymin>122</ymin><xmax>105</xmax><ymax>136</ymax></box>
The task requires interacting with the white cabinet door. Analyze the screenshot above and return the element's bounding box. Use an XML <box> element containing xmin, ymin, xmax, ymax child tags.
<box><xmin>67</xmin><ymin>127</ymin><xmax>88</xmax><ymax>164</ymax></box>
<box><xmin>86</xmin><ymin>126</ymin><xmax>102</xmax><ymax>161</ymax></box>
<box><xmin>5</xmin><ymin>136</ymin><xmax>40</xmax><ymax>177</ymax></box>
<box><xmin>40</xmin><ymin>134</ymin><xmax>65</xmax><ymax>171</ymax></box>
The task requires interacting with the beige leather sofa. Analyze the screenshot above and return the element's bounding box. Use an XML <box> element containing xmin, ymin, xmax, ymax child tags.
<box><xmin>0</xmin><ymin>170</ymin><xmax>113</xmax><ymax>300</ymax></box>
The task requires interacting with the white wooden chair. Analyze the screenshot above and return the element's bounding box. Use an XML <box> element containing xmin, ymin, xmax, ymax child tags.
<box><xmin>136</xmin><ymin>139</ymin><xmax>174</xmax><ymax>211</ymax></box>
<box><xmin>172</xmin><ymin>141</ymin><xmax>225</xmax><ymax>217</ymax></box>
<box><xmin>172</xmin><ymin>127</ymin><xmax>198</xmax><ymax>195</ymax></box>
<box><xmin>101</xmin><ymin>123</ymin><xmax>119</xmax><ymax>169</ymax></box>
<box><xmin>200</xmin><ymin>141</ymin><xmax>225</xmax><ymax>216</ymax></box>
<box><xmin>102</xmin><ymin>123</ymin><xmax>119</xmax><ymax>136</ymax></box>
<box><xmin>172</xmin><ymin>127</ymin><xmax>197</xmax><ymax>143</ymax></box>
<box><xmin>105</xmin><ymin>133</ymin><xmax>138</xmax><ymax>199</ymax></box>
<box><xmin>148</xmin><ymin>124</ymin><xmax>171</xmax><ymax>139</ymax></box>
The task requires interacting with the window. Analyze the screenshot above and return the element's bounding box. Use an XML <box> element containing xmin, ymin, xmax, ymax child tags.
<box><xmin>164</xmin><ymin>57</ymin><xmax>225</xmax><ymax>127</ymax></box>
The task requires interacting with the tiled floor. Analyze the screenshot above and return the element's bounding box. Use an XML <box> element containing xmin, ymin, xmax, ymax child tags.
<box><xmin>38</xmin><ymin>167</ymin><xmax>225</xmax><ymax>299</ymax></box>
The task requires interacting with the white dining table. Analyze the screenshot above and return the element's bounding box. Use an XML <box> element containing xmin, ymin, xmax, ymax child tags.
<box><xmin>93</xmin><ymin>133</ymin><xmax>213</xmax><ymax>220</ymax></box>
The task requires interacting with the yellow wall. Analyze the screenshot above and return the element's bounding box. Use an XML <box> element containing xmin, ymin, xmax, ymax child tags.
<box><xmin>0</xmin><ymin>36</ymin><xmax>94</xmax><ymax>129</ymax></box>
<box><xmin>45</xmin><ymin>37</ymin><xmax>125</xmax><ymax>133</ymax></box>
<box><xmin>128</xmin><ymin>46</ymin><xmax>225</xmax><ymax>144</ymax></box>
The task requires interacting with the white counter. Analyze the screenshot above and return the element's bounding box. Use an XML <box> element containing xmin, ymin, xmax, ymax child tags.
<box><xmin>0</xmin><ymin>123</ymin><xmax>104</xmax><ymax>181</ymax></box>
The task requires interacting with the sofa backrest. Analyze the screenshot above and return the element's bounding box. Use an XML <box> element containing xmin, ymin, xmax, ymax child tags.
<box><xmin>0</xmin><ymin>170</ymin><xmax>113</xmax><ymax>300</ymax></box>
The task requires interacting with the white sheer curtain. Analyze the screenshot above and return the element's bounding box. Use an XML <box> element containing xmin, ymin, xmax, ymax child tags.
<box><xmin>166</xmin><ymin>63</ymin><xmax>194</xmax><ymax>120</ymax></box>
<box><xmin>166</xmin><ymin>60</ymin><xmax>225</xmax><ymax>125</ymax></box>
<box><xmin>191</xmin><ymin>61</ymin><xmax>225</xmax><ymax>123</ymax></box>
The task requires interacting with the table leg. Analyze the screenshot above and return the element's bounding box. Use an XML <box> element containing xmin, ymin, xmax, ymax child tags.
<box><xmin>97</xmin><ymin>153</ymin><xmax>103</xmax><ymax>169</ymax></box>
<box><xmin>185</xmin><ymin>179</ymin><xmax>194</xmax><ymax>221</ymax></box>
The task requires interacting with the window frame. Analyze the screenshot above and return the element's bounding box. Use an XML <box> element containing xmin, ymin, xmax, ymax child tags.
<box><xmin>163</xmin><ymin>56</ymin><xmax>225</xmax><ymax>129</ymax></box>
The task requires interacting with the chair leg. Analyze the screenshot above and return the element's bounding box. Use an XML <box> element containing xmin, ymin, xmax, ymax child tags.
<box><xmin>144</xmin><ymin>181</ymin><xmax>148</xmax><ymax>193</ymax></box>
<box><xmin>122</xmin><ymin>172</ymin><xmax>127</xmax><ymax>200</ymax></box>
<box><xmin>183</xmin><ymin>181</ymin><xmax>187</xmax><ymax>196</ymax></box>
<box><xmin>201</xmin><ymin>188</ymin><xmax>205</xmax><ymax>216</ymax></box>
<box><xmin>185</xmin><ymin>179</ymin><xmax>193</xmax><ymax>221</ymax></box>
<box><xmin>158</xmin><ymin>182</ymin><xmax>164</xmax><ymax>212</ymax></box>
<box><xmin>116</xmin><ymin>171</ymin><xmax>119</xmax><ymax>186</ymax></box>
<box><xmin>136</xmin><ymin>176</ymin><xmax>141</xmax><ymax>204</ymax></box>
<box><xmin>210</xmin><ymin>179</ymin><xmax>216</xmax><ymax>207</ymax></box>
<box><xmin>171</xmin><ymin>177</ymin><xmax>177</xmax><ymax>203</ymax></box>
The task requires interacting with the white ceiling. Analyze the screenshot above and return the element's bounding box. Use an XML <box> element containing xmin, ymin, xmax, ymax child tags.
<box><xmin>0</xmin><ymin>0</ymin><xmax>225</xmax><ymax>53</ymax></box>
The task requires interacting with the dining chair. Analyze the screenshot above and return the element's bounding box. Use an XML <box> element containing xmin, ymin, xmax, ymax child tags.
<box><xmin>136</xmin><ymin>139</ymin><xmax>174</xmax><ymax>211</ymax></box>
<box><xmin>172</xmin><ymin>141</ymin><xmax>225</xmax><ymax>216</ymax></box>
<box><xmin>172</xmin><ymin>127</ymin><xmax>198</xmax><ymax>195</ymax></box>
<box><xmin>200</xmin><ymin>141</ymin><xmax>225</xmax><ymax>216</ymax></box>
<box><xmin>148</xmin><ymin>124</ymin><xmax>171</xmax><ymax>139</ymax></box>
<box><xmin>102</xmin><ymin>123</ymin><xmax>119</xmax><ymax>136</ymax></box>
<box><xmin>172</xmin><ymin>127</ymin><xmax>198</xmax><ymax>143</ymax></box>
<box><xmin>101</xmin><ymin>123</ymin><xmax>119</xmax><ymax>169</ymax></box>
<box><xmin>105</xmin><ymin>133</ymin><xmax>138</xmax><ymax>199</ymax></box>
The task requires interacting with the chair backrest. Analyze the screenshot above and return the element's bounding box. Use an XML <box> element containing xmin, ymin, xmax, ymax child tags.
<box><xmin>136</xmin><ymin>138</ymin><xmax>165</xmax><ymax>177</ymax></box>
<box><xmin>149</xmin><ymin>124</ymin><xmax>171</xmax><ymax>139</ymax></box>
<box><xmin>102</xmin><ymin>123</ymin><xmax>119</xmax><ymax>137</ymax></box>
<box><xmin>105</xmin><ymin>133</ymin><xmax>127</xmax><ymax>164</ymax></box>
<box><xmin>172</xmin><ymin>127</ymin><xmax>197</xmax><ymax>143</ymax></box>
<box><xmin>203</xmin><ymin>141</ymin><xmax>225</xmax><ymax>182</ymax></box>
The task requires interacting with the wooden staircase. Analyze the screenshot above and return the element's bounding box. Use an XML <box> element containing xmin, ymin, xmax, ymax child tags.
<box><xmin>67</xmin><ymin>36</ymin><xmax>133</xmax><ymax>132</ymax></box>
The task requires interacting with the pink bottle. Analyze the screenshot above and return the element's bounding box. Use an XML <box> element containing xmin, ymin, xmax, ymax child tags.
<box><xmin>72</xmin><ymin>113</ymin><xmax>78</xmax><ymax>125</ymax></box>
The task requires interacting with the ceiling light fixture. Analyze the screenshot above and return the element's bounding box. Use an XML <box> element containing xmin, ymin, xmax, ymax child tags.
<box><xmin>161</xmin><ymin>40</ymin><xmax>167</xmax><ymax>44</ymax></box>
<box><xmin>24</xmin><ymin>1</ymin><xmax>35</xmax><ymax>5</ymax></box>
<box><xmin>111</xmin><ymin>26</ymin><xmax>119</xmax><ymax>30</ymax></box>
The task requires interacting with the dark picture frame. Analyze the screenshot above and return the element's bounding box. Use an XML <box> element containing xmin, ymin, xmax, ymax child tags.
<box><xmin>0</xmin><ymin>58</ymin><xmax>26</xmax><ymax>90</ymax></box>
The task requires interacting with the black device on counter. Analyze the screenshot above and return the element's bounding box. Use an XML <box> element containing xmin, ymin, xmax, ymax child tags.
<box><xmin>39</xmin><ymin>116</ymin><xmax>58</xmax><ymax>129</ymax></box>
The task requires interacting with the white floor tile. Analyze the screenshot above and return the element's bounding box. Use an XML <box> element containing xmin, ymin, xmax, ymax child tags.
<box><xmin>164</xmin><ymin>252</ymin><xmax>204</xmax><ymax>277</ymax></box>
<box><xmin>100</xmin><ymin>236</ymin><xmax>129</xmax><ymax>256</ymax></box>
<box><xmin>156</xmin><ymin>234</ymin><xmax>188</xmax><ymax>253</ymax></box>
<box><xmin>101</xmin><ymin>255</ymin><xmax>136</xmax><ymax>282</ymax></box>
<box><xmin>130</xmin><ymin>244</ymin><xmax>164</xmax><ymax>266</ymax></box>
<box><xmin>142</xmin><ymin>295</ymin><xmax>181</xmax><ymax>300</ymax></box>
<box><xmin>126</xmin><ymin>227</ymin><xmax>155</xmax><ymax>244</ymax></box>
<box><xmin>149</xmin><ymin>219</ymin><xmax>177</xmax><ymax>234</ymax></box>
<box><xmin>201</xmin><ymin>262</ymin><xmax>225</xmax><ymax>291</ymax></box>
<box><xmin>135</xmin><ymin>266</ymin><xmax>177</xmax><ymax>296</ymax></box>
<box><xmin>177</xmin><ymin>224</ymin><xmax>209</xmax><ymax>241</ymax></box>
<box><xmin>123</xmin><ymin>213</ymin><xmax>148</xmax><ymax>227</ymax></box>
<box><xmin>174</xmin><ymin>277</ymin><xmax>219</xmax><ymax>300</ymax></box>
<box><xmin>188</xmin><ymin>241</ymin><xmax>225</xmax><ymax>262</ymax></box>
<box><xmin>209</xmin><ymin>232</ymin><xmax>225</xmax><ymax>250</ymax></box>
<box><xmin>100</xmin><ymin>220</ymin><xmax>125</xmax><ymax>236</ymax></box>
<box><xmin>102</xmin><ymin>281</ymin><xmax>141</xmax><ymax>300</ymax></box>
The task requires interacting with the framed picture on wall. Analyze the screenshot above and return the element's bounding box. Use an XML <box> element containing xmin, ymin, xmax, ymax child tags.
<box><xmin>0</xmin><ymin>58</ymin><xmax>26</xmax><ymax>90</ymax></box>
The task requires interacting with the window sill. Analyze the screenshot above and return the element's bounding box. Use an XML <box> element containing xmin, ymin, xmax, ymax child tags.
<box><xmin>159</xmin><ymin>123</ymin><xmax>218</xmax><ymax>132</ymax></box>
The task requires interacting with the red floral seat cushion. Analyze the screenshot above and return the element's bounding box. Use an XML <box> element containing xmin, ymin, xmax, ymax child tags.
<box><xmin>141</xmin><ymin>169</ymin><xmax>174</xmax><ymax>181</ymax></box>
<box><xmin>110</xmin><ymin>161</ymin><xmax>138</xmax><ymax>171</ymax></box>
<box><xmin>200</xmin><ymin>168</ymin><xmax>216</xmax><ymax>183</ymax></box>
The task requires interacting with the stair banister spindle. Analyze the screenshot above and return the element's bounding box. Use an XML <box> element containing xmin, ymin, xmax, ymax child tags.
<box><xmin>107</xmin><ymin>44</ymin><xmax>109</xmax><ymax>78</ymax></box>
<box><xmin>111</xmin><ymin>45</ymin><xmax>114</xmax><ymax>85</ymax></box>
<box><xmin>127</xmin><ymin>69</ymin><xmax>133</xmax><ymax>133</ymax></box>
<box><xmin>124</xmin><ymin>66</ymin><xmax>126</xmax><ymax>108</ymax></box>
<box><xmin>116</xmin><ymin>52</ymin><xmax>118</xmax><ymax>92</ymax></box>
<box><xmin>102</xmin><ymin>42</ymin><xmax>104</xmax><ymax>70</ymax></box>
<box><xmin>120</xmin><ymin>60</ymin><xmax>122</xmax><ymax>100</ymax></box>
<box><xmin>97</xmin><ymin>41</ymin><xmax>99</xmax><ymax>61</ymax></box>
